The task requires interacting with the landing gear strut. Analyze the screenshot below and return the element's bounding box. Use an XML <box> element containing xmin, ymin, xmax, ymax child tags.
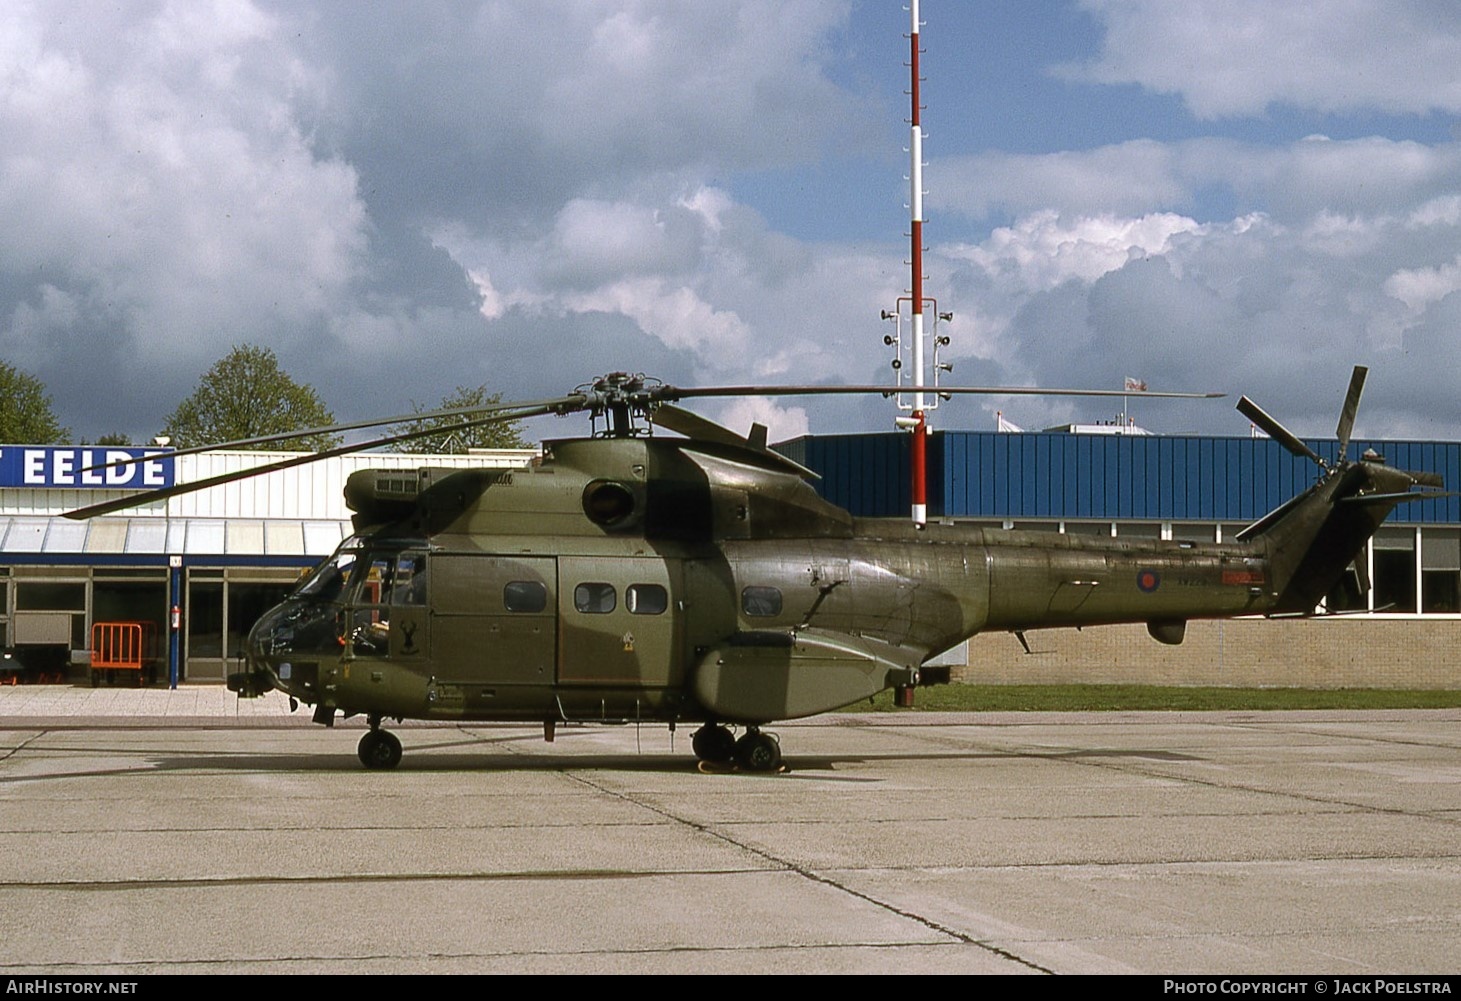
<box><xmin>357</xmin><ymin>715</ymin><xmax>402</xmax><ymax>770</ymax></box>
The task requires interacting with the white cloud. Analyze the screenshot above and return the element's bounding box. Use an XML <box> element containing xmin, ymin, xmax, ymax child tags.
<box><xmin>0</xmin><ymin>0</ymin><xmax>366</xmax><ymax>373</ymax></box>
<box><xmin>936</xmin><ymin>137</ymin><xmax>1461</xmax><ymax>224</ymax></box>
<box><xmin>712</xmin><ymin>397</ymin><xmax>811</xmax><ymax>444</ymax></box>
<box><xmin>945</xmin><ymin>210</ymin><xmax>1202</xmax><ymax>291</ymax></box>
<box><xmin>1385</xmin><ymin>257</ymin><xmax>1461</xmax><ymax>315</ymax></box>
<box><xmin>1070</xmin><ymin>0</ymin><xmax>1461</xmax><ymax>118</ymax></box>
<box><xmin>936</xmin><ymin>140</ymin><xmax>1186</xmax><ymax>219</ymax></box>
<box><xmin>565</xmin><ymin>277</ymin><xmax>752</xmax><ymax>366</ymax></box>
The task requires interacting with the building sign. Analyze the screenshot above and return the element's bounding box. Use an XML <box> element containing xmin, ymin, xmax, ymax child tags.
<box><xmin>0</xmin><ymin>447</ymin><xmax>175</xmax><ymax>489</ymax></box>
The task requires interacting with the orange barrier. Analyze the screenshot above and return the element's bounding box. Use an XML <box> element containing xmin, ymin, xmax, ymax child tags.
<box><xmin>89</xmin><ymin>621</ymin><xmax>161</xmax><ymax>686</ymax></box>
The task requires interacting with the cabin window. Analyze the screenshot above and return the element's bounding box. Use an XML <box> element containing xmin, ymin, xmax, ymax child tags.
<box><xmin>741</xmin><ymin>586</ymin><xmax>782</xmax><ymax>618</ymax></box>
<box><xmin>627</xmin><ymin>583</ymin><xmax>668</xmax><ymax>615</ymax></box>
<box><xmin>504</xmin><ymin>581</ymin><xmax>548</xmax><ymax>613</ymax></box>
<box><xmin>574</xmin><ymin>582</ymin><xmax>617</xmax><ymax>614</ymax></box>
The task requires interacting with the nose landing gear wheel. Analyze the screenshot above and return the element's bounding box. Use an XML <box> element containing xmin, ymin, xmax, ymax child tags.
<box><xmin>733</xmin><ymin>730</ymin><xmax>781</xmax><ymax>772</ymax></box>
<box><xmin>357</xmin><ymin>729</ymin><xmax>403</xmax><ymax>770</ymax></box>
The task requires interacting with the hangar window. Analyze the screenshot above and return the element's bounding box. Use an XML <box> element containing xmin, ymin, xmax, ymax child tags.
<box><xmin>1421</xmin><ymin>529</ymin><xmax>1460</xmax><ymax>613</ymax></box>
<box><xmin>574</xmin><ymin>582</ymin><xmax>617</xmax><ymax>614</ymax></box>
<box><xmin>504</xmin><ymin>581</ymin><xmax>548</xmax><ymax>613</ymax></box>
<box><xmin>15</xmin><ymin>582</ymin><xmax>85</xmax><ymax>611</ymax></box>
<box><xmin>627</xmin><ymin>584</ymin><xmax>667</xmax><ymax>615</ymax></box>
<box><xmin>1373</xmin><ymin>528</ymin><xmax>1417</xmax><ymax>613</ymax></box>
<box><xmin>1172</xmin><ymin>523</ymin><xmax>1219</xmax><ymax>544</ymax></box>
<box><xmin>741</xmin><ymin>586</ymin><xmax>782</xmax><ymax>618</ymax></box>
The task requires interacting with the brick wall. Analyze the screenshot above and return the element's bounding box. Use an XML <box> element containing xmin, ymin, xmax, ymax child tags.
<box><xmin>958</xmin><ymin>617</ymin><xmax>1460</xmax><ymax>689</ymax></box>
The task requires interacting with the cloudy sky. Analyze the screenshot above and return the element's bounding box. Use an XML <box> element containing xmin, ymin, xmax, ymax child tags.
<box><xmin>4</xmin><ymin>0</ymin><xmax>1461</xmax><ymax>446</ymax></box>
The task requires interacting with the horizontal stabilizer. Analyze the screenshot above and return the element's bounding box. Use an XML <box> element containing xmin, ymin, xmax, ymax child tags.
<box><xmin>1339</xmin><ymin>489</ymin><xmax>1457</xmax><ymax>506</ymax></box>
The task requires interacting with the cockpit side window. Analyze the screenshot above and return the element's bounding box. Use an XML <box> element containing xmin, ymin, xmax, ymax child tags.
<box><xmin>340</xmin><ymin>550</ymin><xmax>429</xmax><ymax>656</ymax></box>
<box><xmin>349</xmin><ymin>551</ymin><xmax>429</xmax><ymax>607</ymax></box>
<box><xmin>389</xmin><ymin>553</ymin><xmax>427</xmax><ymax>605</ymax></box>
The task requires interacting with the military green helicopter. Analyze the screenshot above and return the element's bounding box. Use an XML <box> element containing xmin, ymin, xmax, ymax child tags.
<box><xmin>69</xmin><ymin>367</ymin><xmax>1442</xmax><ymax>771</ymax></box>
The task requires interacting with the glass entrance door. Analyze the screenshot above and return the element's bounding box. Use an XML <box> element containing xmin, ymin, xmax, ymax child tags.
<box><xmin>185</xmin><ymin>570</ymin><xmax>298</xmax><ymax>682</ymax></box>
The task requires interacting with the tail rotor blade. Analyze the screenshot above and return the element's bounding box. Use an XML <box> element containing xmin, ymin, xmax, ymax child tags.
<box><xmin>1351</xmin><ymin>556</ymin><xmax>1371</xmax><ymax>605</ymax></box>
<box><xmin>1335</xmin><ymin>365</ymin><xmax>1368</xmax><ymax>457</ymax></box>
<box><xmin>1236</xmin><ymin>396</ymin><xmax>1325</xmax><ymax>467</ymax></box>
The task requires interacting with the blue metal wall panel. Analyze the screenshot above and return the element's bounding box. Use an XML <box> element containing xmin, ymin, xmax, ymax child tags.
<box><xmin>783</xmin><ymin>431</ymin><xmax>1461</xmax><ymax>525</ymax></box>
<box><xmin>1104</xmin><ymin>438</ymin><xmax>1118</xmax><ymax>518</ymax></box>
<box><xmin>1062</xmin><ymin>435</ymin><xmax>1079</xmax><ymax>516</ymax></box>
<box><xmin>1046</xmin><ymin>435</ymin><xmax>1057</xmax><ymax>520</ymax></box>
<box><xmin>1203</xmin><ymin>438</ymin><xmax>1218</xmax><ymax>520</ymax></box>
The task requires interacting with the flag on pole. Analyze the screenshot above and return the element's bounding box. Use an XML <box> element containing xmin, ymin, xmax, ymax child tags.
<box><xmin>1123</xmin><ymin>377</ymin><xmax>1148</xmax><ymax>392</ymax></box>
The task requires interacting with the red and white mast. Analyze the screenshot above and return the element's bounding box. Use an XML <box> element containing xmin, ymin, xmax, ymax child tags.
<box><xmin>907</xmin><ymin>0</ymin><xmax>927</xmax><ymax>528</ymax></box>
<box><xmin>882</xmin><ymin>1</ymin><xmax>946</xmax><ymax>527</ymax></box>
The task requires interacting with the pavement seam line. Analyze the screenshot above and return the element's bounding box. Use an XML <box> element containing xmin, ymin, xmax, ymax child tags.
<box><xmin>558</xmin><ymin>768</ymin><xmax>1058</xmax><ymax>975</ymax></box>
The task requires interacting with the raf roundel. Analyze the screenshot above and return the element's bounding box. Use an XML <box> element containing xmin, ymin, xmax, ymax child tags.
<box><xmin>1136</xmin><ymin>569</ymin><xmax>1161</xmax><ymax>593</ymax></box>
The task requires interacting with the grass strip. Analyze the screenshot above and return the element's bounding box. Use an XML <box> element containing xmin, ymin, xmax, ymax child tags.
<box><xmin>855</xmin><ymin>684</ymin><xmax>1461</xmax><ymax>712</ymax></box>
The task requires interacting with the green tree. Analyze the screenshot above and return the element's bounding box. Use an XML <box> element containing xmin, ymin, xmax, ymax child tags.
<box><xmin>388</xmin><ymin>385</ymin><xmax>528</xmax><ymax>453</ymax></box>
<box><xmin>161</xmin><ymin>345</ymin><xmax>341</xmax><ymax>450</ymax></box>
<box><xmin>0</xmin><ymin>361</ymin><xmax>68</xmax><ymax>443</ymax></box>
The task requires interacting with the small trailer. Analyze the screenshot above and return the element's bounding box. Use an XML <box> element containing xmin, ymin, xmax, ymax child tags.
<box><xmin>89</xmin><ymin>621</ymin><xmax>161</xmax><ymax>686</ymax></box>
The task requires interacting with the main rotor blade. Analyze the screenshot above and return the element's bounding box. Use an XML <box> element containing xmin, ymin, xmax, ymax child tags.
<box><xmin>82</xmin><ymin>394</ymin><xmax>583</xmax><ymax>473</ymax></box>
<box><xmin>64</xmin><ymin>402</ymin><xmax>570</xmax><ymax>520</ymax></box>
<box><xmin>1236</xmin><ymin>395</ymin><xmax>1325</xmax><ymax>467</ymax></box>
<box><xmin>659</xmin><ymin>384</ymin><xmax>1224</xmax><ymax>401</ymax></box>
<box><xmin>1334</xmin><ymin>365</ymin><xmax>1368</xmax><ymax>456</ymax></box>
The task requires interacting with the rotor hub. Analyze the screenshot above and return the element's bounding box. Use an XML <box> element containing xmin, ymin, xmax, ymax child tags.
<box><xmin>576</xmin><ymin>372</ymin><xmax>668</xmax><ymax>437</ymax></box>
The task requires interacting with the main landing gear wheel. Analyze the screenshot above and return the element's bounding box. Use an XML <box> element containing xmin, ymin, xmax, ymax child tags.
<box><xmin>692</xmin><ymin>724</ymin><xmax>737</xmax><ymax>764</ymax></box>
<box><xmin>357</xmin><ymin>728</ymin><xmax>402</xmax><ymax>770</ymax></box>
<box><xmin>734</xmin><ymin>730</ymin><xmax>782</xmax><ymax>773</ymax></box>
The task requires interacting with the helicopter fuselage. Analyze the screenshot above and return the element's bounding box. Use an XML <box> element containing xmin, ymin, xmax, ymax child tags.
<box><xmin>244</xmin><ymin>434</ymin><xmax>1281</xmax><ymax>730</ymax></box>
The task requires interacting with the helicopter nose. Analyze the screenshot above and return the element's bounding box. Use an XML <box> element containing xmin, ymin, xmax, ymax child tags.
<box><xmin>247</xmin><ymin>602</ymin><xmax>288</xmax><ymax>660</ymax></box>
<box><xmin>245</xmin><ymin>598</ymin><xmax>338</xmax><ymax>695</ymax></box>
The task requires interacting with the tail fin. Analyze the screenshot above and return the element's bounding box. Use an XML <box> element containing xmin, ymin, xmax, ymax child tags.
<box><xmin>1237</xmin><ymin>458</ymin><xmax>1438</xmax><ymax>612</ymax></box>
<box><xmin>1234</xmin><ymin>366</ymin><xmax>1446</xmax><ymax>613</ymax></box>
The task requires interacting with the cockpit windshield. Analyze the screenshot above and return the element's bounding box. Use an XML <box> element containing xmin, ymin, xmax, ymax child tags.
<box><xmin>295</xmin><ymin>541</ymin><xmax>364</xmax><ymax>602</ymax></box>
